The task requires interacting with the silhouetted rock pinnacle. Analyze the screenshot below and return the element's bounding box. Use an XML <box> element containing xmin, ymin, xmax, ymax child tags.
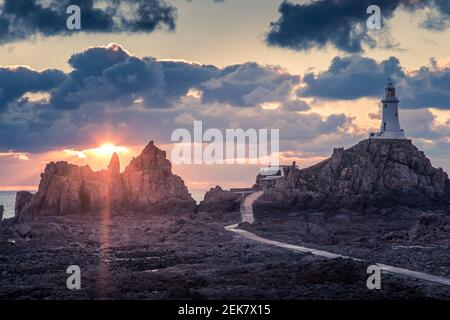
<box><xmin>107</xmin><ymin>152</ymin><xmax>120</xmax><ymax>176</ymax></box>
<box><xmin>17</xmin><ymin>141</ymin><xmax>195</xmax><ymax>216</ymax></box>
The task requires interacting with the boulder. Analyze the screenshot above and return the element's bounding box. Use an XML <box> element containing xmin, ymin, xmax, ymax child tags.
<box><xmin>15</xmin><ymin>223</ymin><xmax>32</xmax><ymax>237</ymax></box>
<box><xmin>408</xmin><ymin>212</ymin><xmax>447</xmax><ymax>240</ymax></box>
<box><xmin>198</xmin><ymin>186</ymin><xmax>241</xmax><ymax>212</ymax></box>
<box><xmin>19</xmin><ymin>140</ymin><xmax>195</xmax><ymax>216</ymax></box>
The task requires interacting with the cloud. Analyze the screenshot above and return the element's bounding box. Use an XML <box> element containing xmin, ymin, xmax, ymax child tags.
<box><xmin>265</xmin><ymin>0</ymin><xmax>450</xmax><ymax>53</ymax></box>
<box><xmin>298</xmin><ymin>55</ymin><xmax>450</xmax><ymax>110</ymax></box>
<box><xmin>401</xmin><ymin>109</ymin><xmax>450</xmax><ymax>140</ymax></box>
<box><xmin>1</xmin><ymin>44</ymin><xmax>302</xmax><ymax>111</ymax></box>
<box><xmin>0</xmin><ymin>44</ymin><xmax>316</xmax><ymax>152</ymax></box>
<box><xmin>200</xmin><ymin>63</ymin><xmax>300</xmax><ymax>107</ymax></box>
<box><xmin>50</xmin><ymin>44</ymin><xmax>166</xmax><ymax>109</ymax></box>
<box><xmin>408</xmin><ymin>0</ymin><xmax>450</xmax><ymax>30</ymax></box>
<box><xmin>0</xmin><ymin>0</ymin><xmax>176</xmax><ymax>44</ymax></box>
<box><xmin>1</xmin><ymin>44</ymin><xmax>447</xmax><ymax>161</ymax></box>
<box><xmin>0</xmin><ymin>65</ymin><xmax>65</xmax><ymax>110</ymax></box>
<box><xmin>299</xmin><ymin>55</ymin><xmax>404</xmax><ymax>100</ymax></box>
<box><xmin>399</xmin><ymin>63</ymin><xmax>450</xmax><ymax>110</ymax></box>
<box><xmin>0</xmin><ymin>151</ymin><xmax>30</xmax><ymax>161</ymax></box>
<box><xmin>280</xmin><ymin>99</ymin><xmax>310</xmax><ymax>112</ymax></box>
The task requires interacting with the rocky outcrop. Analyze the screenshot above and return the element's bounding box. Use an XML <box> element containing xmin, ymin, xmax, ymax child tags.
<box><xmin>15</xmin><ymin>191</ymin><xmax>33</xmax><ymax>221</ymax></box>
<box><xmin>0</xmin><ymin>205</ymin><xmax>4</xmax><ymax>222</ymax></box>
<box><xmin>122</xmin><ymin>141</ymin><xmax>194</xmax><ymax>211</ymax></box>
<box><xmin>18</xmin><ymin>141</ymin><xmax>195</xmax><ymax>216</ymax></box>
<box><xmin>258</xmin><ymin>139</ymin><xmax>450</xmax><ymax>211</ymax></box>
<box><xmin>198</xmin><ymin>186</ymin><xmax>241</xmax><ymax>212</ymax></box>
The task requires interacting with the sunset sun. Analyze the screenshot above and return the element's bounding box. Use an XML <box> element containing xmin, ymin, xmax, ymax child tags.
<box><xmin>94</xmin><ymin>143</ymin><xmax>129</xmax><ymax>156</ymax></box>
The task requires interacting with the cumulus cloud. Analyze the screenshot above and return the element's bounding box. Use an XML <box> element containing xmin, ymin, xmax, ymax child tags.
<box><xmin>266</xmin><ymin>0</ymin><xmax>450</xmax><ymax>53</ymax></box>
<box><xmin>399</xmin><ymin>63</ymin><xmax>450</xmax><ymax>110</ymax></box>
<box><xmin>0</xmin><ymin>0</ymin><xmax>176</xmax><ymax>44</ymax></box>
<box><xmin>299</xmin><ymin>55</ymin><xmax>405</xmax><ymax>100</ymax></box>
<box><xmin>0</xmin><ymin>66</ymin><xmax>65</xmax><ymax>110</ymax></box>
<box><xmin>1</xmin><ymin>44</ymin><xmax>303</xmax><ymax>111</ymax></box>
<box><xmin>298</xmin><ymin>55</ymin><xmax>450</xmax><ymax>110</ymax></box>
<box><xmin>0</xmin><ymin>44</ymin><xmax>447</xmax><ymax>160</ymax></box>
<box><xmin>200</xmin><ymin>63</ymin><xmax>300</xmax><ymax>107</ymax></box>
<box><xmin>0</xmin><ymin>44</ymin><xmax>316</xmax><ymax>152</ymax></box>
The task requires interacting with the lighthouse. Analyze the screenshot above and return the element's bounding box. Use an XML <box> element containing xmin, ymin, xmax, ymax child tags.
<box><xmin>370</xmin><ymin>79</ymin><xmax>406</xmax><ymax>140</ymax></box>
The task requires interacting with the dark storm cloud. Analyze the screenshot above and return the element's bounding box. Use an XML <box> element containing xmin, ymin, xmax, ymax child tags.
<box><xmin>298</xmin><ymin>55</ymin><xmax>450</xmax><ymax>110</ymax></box>
<box><xmin>266</xmin><ymin>0</ymin><xmax>450</xmax><ymax>53</ymax></box>
<box><xmin>0</xmin><ymin>0</ymin><xmax>176</xmax><ymax>44</ymax></box>
<box><xmin>0</xmin><ymin>66</ymin><xmax>65</xmax><ymax>110</ymax></box>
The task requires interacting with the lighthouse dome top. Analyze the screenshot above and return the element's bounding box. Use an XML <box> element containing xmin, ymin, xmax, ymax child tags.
<box><xmin>370</xmin><ymin>79</ymin><xmax>406</xmax><ymax>140</ymax></box>
<box><xmin>386</xmin><ymin>78</ymin><xmax>395</xmax><ymax>88</ymax></box>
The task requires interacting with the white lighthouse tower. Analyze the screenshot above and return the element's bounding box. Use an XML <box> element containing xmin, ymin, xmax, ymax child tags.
<box><xmin>370</xmin><ymin>79</ymin><xmax>406</xmax><ymax>140</ymax></box>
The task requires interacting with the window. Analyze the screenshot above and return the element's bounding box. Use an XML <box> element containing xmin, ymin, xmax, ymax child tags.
<box><xmin>395</xmin><ymin>113</ymin><xmax>398</xmax><ymax>118</ymax></box>
<box><xmin>384</xmin><ymin>104</ymin><xmax>387</xmax><ymax>108</ymax></box>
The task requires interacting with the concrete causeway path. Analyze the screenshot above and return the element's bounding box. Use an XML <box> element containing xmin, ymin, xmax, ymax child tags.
<box><xmin>225</xmin><ymin>191</ymin><xmax>450</xmax><ymax>287</ymax></box>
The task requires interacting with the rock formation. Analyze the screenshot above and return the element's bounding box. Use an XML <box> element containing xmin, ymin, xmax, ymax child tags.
<box><xmin>18</xmin><ymin>141</ymin><xmax>195</xmax><ymax>216</ymax></box>
<box><xmin>0</xmin><ymin>205</ymin><xmax>4</xmax><ymax>222</ymax></box>
<box><xmin>122</xmin><ymin>141</ymin><xmax>194</xmax><ymax>210</ymax></box>
<box><xmin>258</xmin><ymin>139</ymin><xmax>450</xmax><ymax>211</ymax></box>
<box><xmin>198</xmin><ymin>186</ymin><xmax>241</xmax><ymax>212</ymax></box>
<box><xmin>15</xmin><ymin>191</ymin><xmax>33</xmax><ymax>221</ymax></box>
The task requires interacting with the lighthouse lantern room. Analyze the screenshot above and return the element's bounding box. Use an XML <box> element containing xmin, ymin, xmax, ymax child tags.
<box><xmin>370</xmin><ymin>79</ymin><xmax>406</xmax><ymax>140</ymax></box>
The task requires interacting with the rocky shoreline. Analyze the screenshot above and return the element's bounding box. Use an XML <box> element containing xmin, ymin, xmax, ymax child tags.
<box><xmin>1</xmin><ymin>210</ymin><xmax>449</xmax><ymax>300</ymax></box>
<box><xmin>242</xmin><ymin>206</ymin><xmax>450</xmax><ymax>279</ymax></box>
<box><xmin>1</xmin><ymin>139</ymin><xmax>450</xmax><ymax>299</ymax></box>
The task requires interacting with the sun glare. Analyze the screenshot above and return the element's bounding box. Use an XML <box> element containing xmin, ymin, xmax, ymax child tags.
<box><xmin>64</xmin><ymin>143</ymin><xmax>129</xmax><ymax>160</ymax></box>
<box><xmin>94</xmin><ymin>143</ymin><xmax>129</xmax><ymax>156</ymax></box>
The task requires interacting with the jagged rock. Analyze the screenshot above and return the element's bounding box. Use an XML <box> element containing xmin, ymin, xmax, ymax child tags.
<box><xmin>198</xmin><ymin>186</ymin><xmax>241</xmax><ymax>212</ymax></box>
<box><xmin>19</xmin><ymin>141</ymin><xmax>195</xmax><ymax>216</ymax></box>
<box><xmin>259</xmin><ymin>139</ymin><xmax>450</xmax><ymax>211</ymax></box>
<box><xmin>15</xmin><ymin>191</ymin><xmax>33</xmax><ymax>221</ymax></box>
<box><xmin>107</xmin><ymin>152</ymin><xmax>120</xmax><ymax>177</ymax></box>
<box><xmin>122</xmin><ymin>141</ymin><xmax>195</xmax><ymax>211</ymax></box>
<box><xmin>0</xmin><ymin>205</ymin><xmax>4</xmax><ymax>222</ymax></box>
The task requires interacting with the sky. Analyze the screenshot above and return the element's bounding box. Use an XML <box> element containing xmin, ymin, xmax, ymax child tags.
<box><xmin>0</xmin><ymin>0</ymin><xmax>449</xmax><ymax>191</ymax></box>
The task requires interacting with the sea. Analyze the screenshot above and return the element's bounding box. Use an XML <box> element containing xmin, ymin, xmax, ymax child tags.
<box><xmin>0</xmin><ymin>189</ymin><xmax>208</xmax><ymax>220</ymax></box>
<box><xmin>0</xmin><ymin>191</ymin><xmax>19</xmax><ymax>220</ymax></box>
<box><xmin>190</xmin><ymin>189</ymin><xmax>208</xmax><ymax>204</ymax></box>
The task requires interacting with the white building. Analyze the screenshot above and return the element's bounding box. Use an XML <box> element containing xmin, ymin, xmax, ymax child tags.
<box><xmin>257</xmin><ymin>163</ymin><xmax>298</xmax><ymax>190</ymax></box>
<box><xmin>370</xmin><ymin>80</ymin><xmax>406</xmax><ymax>140</ymax></box>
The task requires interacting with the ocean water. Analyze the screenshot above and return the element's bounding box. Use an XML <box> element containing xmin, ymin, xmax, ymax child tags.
<box><xmin>190</xmin><ymin>189</ymin><xmax>207</xmax><ymax>204</ymax></box>
<box><xmin>0</xmin><ymin>189</ymin><xmax>208</xmax><ymax>220</ymax></box>
<box><xmin>0</xmin><ymin>191</ymin><xmax>17</xmax><ymax>220</ymax></box>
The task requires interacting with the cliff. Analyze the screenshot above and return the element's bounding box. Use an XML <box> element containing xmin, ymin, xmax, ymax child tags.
<box><xmin>19</xmin><ymin>141</ymin><xmax>195</xmax><ymax>216</ymax></box>
<box><xmin>258</xmin><ymin>139</ymin><xmax>450</xmax><ymax>211</ymax></box>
